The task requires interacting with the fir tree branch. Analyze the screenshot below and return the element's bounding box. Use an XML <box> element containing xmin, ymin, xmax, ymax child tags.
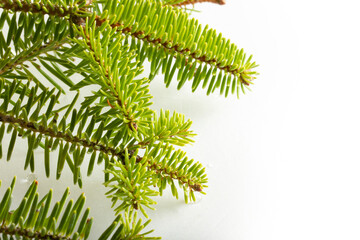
<box><xmin>104</xmin><ymin>149</ymin><xmax>158</xmax><ymax>217</ymax></box>
<box><xmin>69</xmin><ymin>23</ymin><xmax>154</xmax><ymax>134</ymax></box>
<box><xmin>0</xmin><ymin>0</ymin><xmax>253</xmax><ymax>238</ymax></box>
<box><xmin>0</xmin><ymin>177</ymin><xmax>159</xmax><ymax>239</ymax></box>
<box><xmin>78</xmin><ymin>34</ymin><xmax>137</xmax><ymax>131</ymax></box>
<box><xmin>147</xmin><ymin>156</ymin><xmax>204</xmax><ymax>192</ymax></box>
<box><xmin>94</xmin><ymin>0</ymin><xmax>258</xmax><ymax>97</ymax></box>
<box><xmin>0</xmin><ymin>177</ymin><xmax>93</xmax><ymax>240</ymax></box>
<box><xmin>105</xmin><ymin>143</ymin><xmax>207</xmax><ymax>216</ymax></box>
<box><xmin>146</xmin><ymin>143</ymin><xmax>207</xmax><ymax>196</ymax></box>
<box><xmin>0</xmin><ymin>79</ymin><xmax>138</xmax><ymax>184</ymax></box>
<box><xmin>0</xmin><ymin>112</ymin><xmax>123</xmax><ymax>159</ymax></box>
<box><xmin>106</xmin><ymin>143</ymin><xmax>207</xmax><ymax>211</ymax></box>
<box><xmin>1</xmin><ymin>0</ymin><xmax>258</xmax><ymax>97</ymax></box>
<box><xmin>94</xmin><ymin>17</ymin><xmax>251</xmax><ymax>86</ymax></box>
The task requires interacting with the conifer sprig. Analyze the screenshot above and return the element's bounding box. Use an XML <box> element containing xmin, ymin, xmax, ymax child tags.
<box><xmin>0</xmin><ymin>0</ymin><xmax>258</xmax><ymax>97</ymax></box>
<box><xmin>105</xmin><ymin>143</ymin><xmax>207</xmax><ymax>217</ymax></box>
<box><xmin>146</xmin><ymin>142</ymin><xmax>207</xmax><ymax>202</ymax></box>
<box><xmin>0</xmin><ymin>0</ymin><xmax>257</xmax><ymax>238</ymax></box>
<box><xmin>104</xmin><ymin>148</ymin><xmax>159</xmax><ymax>218</ymax></box>
<box><xmin>0</xmin><ymin>177</ymin><xmax>159</xmax><ymax>239</ymax></box>
<box><xmin>0</xmin><ymin>79</ymin><xmax>200</xmax><ymax>196</ymax></box>
<box><xmin>97</xmin><ymin>0</ymin><xmax>258</xmax><ymax>97</ymax></box>
<box><xmin>0</xmin><ymin>79</ymin><xmax>137</xmax><ymax>186</ymax></box>
<box><xmin>0</xmin><ymin>177</ymin><xmax>93</xmax><ymax>240</ymax></box>
<box><xmin>68</xmin><ymin>19</ymin><xmax>154</xmax><ymax>134</ymax></box>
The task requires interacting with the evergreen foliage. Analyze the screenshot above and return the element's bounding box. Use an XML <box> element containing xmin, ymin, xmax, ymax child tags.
<box><xmin>0</xmin><ymin>0</ymin><xmax>258</xmax><ymax>238</ymax></box>
<box><xmin>0</xmin><ymin>177</ymin><xmax>92</xmax><ymax>240</ymax></box>
<box><xmin>0</xmin><ymin>177</ymin><xmax>157</xmax><ymax>239</ymax></box>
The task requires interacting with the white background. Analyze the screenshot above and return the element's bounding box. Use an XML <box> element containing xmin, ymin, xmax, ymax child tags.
<box><xmin>1</xmin><ymin>0</ymin><xmax>360</xmax><ymax>239</ymax></box>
